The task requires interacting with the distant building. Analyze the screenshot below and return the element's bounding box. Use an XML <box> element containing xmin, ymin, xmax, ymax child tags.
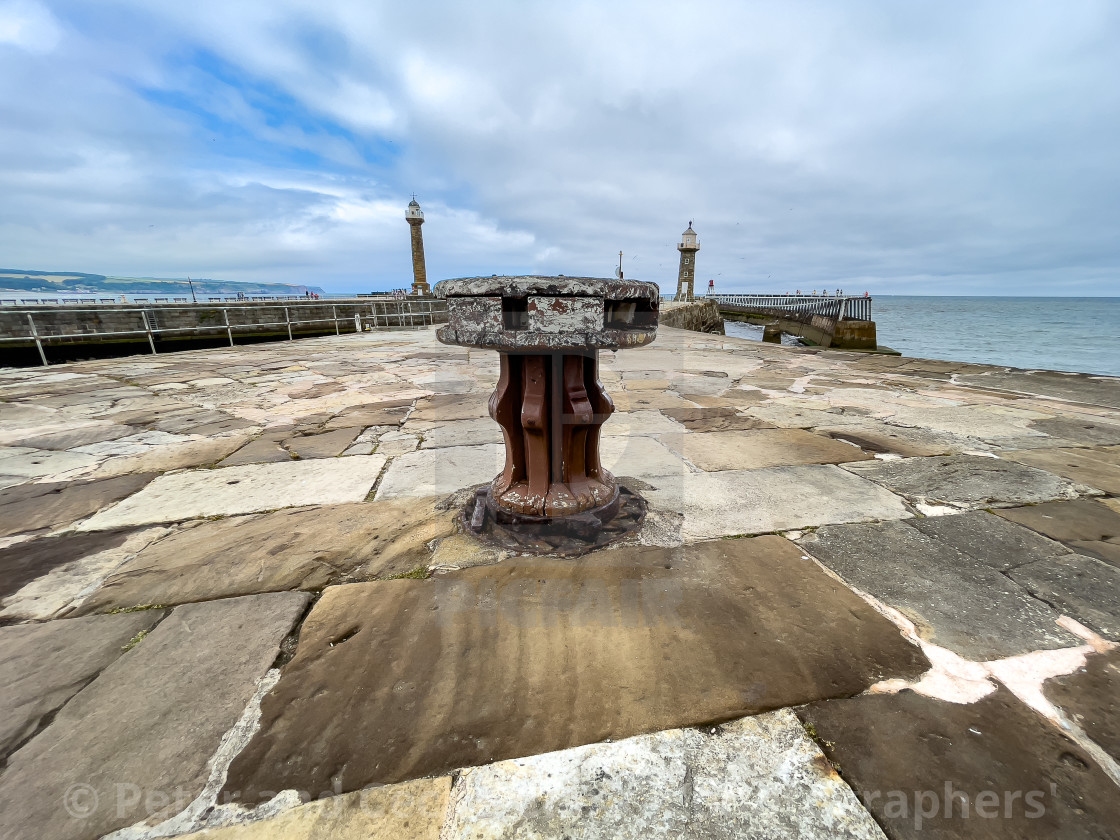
<box><xmin>675</xmin><ymin>222</ymin><xmax>699</xmax><ymax>301</ymax></box>
<box><xmin>406</xmin><ymin>197</ymin><xmax>431</xmax><ymax>296</ymax></box>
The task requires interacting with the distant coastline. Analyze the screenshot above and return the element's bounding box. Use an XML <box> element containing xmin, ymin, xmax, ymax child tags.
<box><xmin>0</xmin><ymin>268</ymin><xmax>325</xmax><ymax>299</ymax></box>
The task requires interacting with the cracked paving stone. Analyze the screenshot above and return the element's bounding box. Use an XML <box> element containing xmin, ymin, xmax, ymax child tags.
<box><xmin>1009</xmin><ymin>553</ymin><xmax>1120</xmax><ymax>640</ymax></box>
<box><xmin>841</xmin><ymin>454</ymin><xmax>1082</xmax><ymax>510</ymax></box>
<box><xmin>657</xmin><ymin>405</ymin><xmax>774</xmax><ymax>433</ymax></box>
<box><xmin>410</xmin><ymin>394</ymin><xmax>489</xmax><ymax>421</ymax></box>
<box><xmin>221</xmin><ymin>538</ymin><xmax>927</xmax><ymax>799</ymax></box>
<box><xmin>0</xmin><ymin>592</ymin><xmax>309</xmax><ymax>840</ymax></box>
<box><xmin>816</xmin><ymin>421</ymin><xmax>985</xmax><ymax>457</ymax></box>
<box><xmin>282</xmin><ymin>428</ymin><xmax>364</xmax><ymax>459</ymax></box>
<box><xmin>219</xmin><ymin>437</ymin><xmax>294</xmax><ymax>466</ymax></box>
<box><xmin>73</xmin><ymin>498</ymin><xmax>456</xmax><ymax>613</ymax></box>
<box><xmin>1044</xmin><ymin>647</ymin><xmax>1120</xmax><ymax>764</ymax></box>
<box><xmin>798</xmin><ymin>687</ymin><xmax>1120</xmax><ymax>840</ymax></box>
<box><xmin>994</xmin><ymin>499</ymin><xmax>1120</xmax><ymax>568</ymax></box>
<box><xmin>798</xmin><ymin>520</ymin><xmax>1081</xmax><ymax>659</ymax></box>
<box><xmin>1002</xmin><ymin>447</ymin><xmax>1120</xmax><ymax>495</ymax></box>
<box><xmin>442</xmin><ymin>710</ymin><xmax>886</xmax><ymax>840</ymax></box>
<box><xmin>0</xmin><ymin>611</ymin><xmax>164</xmax><ymax>761</ymax></box>
<box><xmin>321</xmin><ymin>399</ymin><xmax>414</xmax><ymax>430</ymax></box>
<box><xmin>906</xmin><ymin>510</ymin><xmax>1072</xmax><ymax>572</ymax></box>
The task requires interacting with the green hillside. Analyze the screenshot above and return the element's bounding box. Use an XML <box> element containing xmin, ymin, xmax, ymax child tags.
<box><xmin>0</xmin><ymin>269</ymin><xmax>325</xmax><ymax>297</ymax></box>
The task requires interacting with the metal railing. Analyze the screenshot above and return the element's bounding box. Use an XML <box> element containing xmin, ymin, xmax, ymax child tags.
<box><xmin>0</xmin><ymin>294</ymin><xmax>322</xmax><ymax>306</ymax></box>
<box><xmin>708</xmin><ymin>294</ymin><xmax>872</xmax><ymax>321</ymax></box>
<box><xmin>1</xmin><ymin>299</ymin><xmax>447</xmax><ymax>366</ymax></box>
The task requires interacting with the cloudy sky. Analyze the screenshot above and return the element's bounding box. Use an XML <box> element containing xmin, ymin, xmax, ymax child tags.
<box><xmin>1</xmin><ymin>1</ymin><xmax>1118</xmax><ymax>295</ymax></box>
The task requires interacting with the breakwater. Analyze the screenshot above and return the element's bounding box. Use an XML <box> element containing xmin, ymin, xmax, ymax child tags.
<box><xmin>659</xmin><ymin>299</ymin><xmax>725</xmax><ymax>334</ymax></box>
<box><xmin>709</xmin><ymin>294</ymin><xmax>877</xmax><ymax>350</ymax></box>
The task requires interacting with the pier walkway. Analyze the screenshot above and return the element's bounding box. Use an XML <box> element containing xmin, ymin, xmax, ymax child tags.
<box><xmin>710</xmin><ymin>293</ymin><xmax>878</xmax><ymax>349</ymax></box>
<box><xmin>0</xmin><ymin>326</ymin><xmax>1119</xmax><ymax>838</ymax></box>
<box><xmin>709</xmin><ymin>292</ymin><xmax>873</xmax><ymax>322</ymax></box>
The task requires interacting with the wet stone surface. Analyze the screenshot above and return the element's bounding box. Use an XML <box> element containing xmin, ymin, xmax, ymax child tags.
<box><xmin>222</xmin><ymin>538</ymin><xmax>927</xmax><ymax>798</ymax></box>
<box><xmin>1044</xmin><ymin>648</ymin><xmax>1120</xmax><ymax>764</ymax></box>
<box><xmin>0</xmin><ymin>592</ymin><xmax>308</xmax><ymax>840</ymax></box>
<box><xmin>798</xmin><ymin>688</ymin><xmax>1120</xmax><ymax>840</ymax></box>
<box><xmin>0</xmin><ymin>611</ymin><xmax>163</xmax><ymax>761</ymax></box>
<box><xmin>799</xmin><ymin>519</ymin><xmax>1081</xmax><ymax>658</ymax></box>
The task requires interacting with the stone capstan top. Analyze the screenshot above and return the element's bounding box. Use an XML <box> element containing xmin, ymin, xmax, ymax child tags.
<box><xmin>434</xmin><ymin>275</ymin><xmax>659</xmax><ymax>351</ymax></box>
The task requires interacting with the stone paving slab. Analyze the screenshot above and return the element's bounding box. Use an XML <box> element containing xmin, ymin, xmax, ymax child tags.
<box><xmin>321</xmin><ymin>399</ymin><xmax>414</xmax><ymax>430</ymax></box>
<box><xmin>669</xmin><ymin>428</ymin><xmax>872</xmax><ymax>471</ymax></box>
<box><xmin>842</xmin><ymin>454</ymin><xmax>1083</xmax><ymax>511</ymax></box>
<box><xmin>85</xmin><ymin>433</ymin><xmax>256</xmax><ymax>480</ymax></box>
<box><xmin>0</xmin><ymin>610</ymin><xmax>163</xmax><ymax>761</ymax></box>
<box><xmin>906</xmin><ymin>510</ymin><xmax>1072</xmax><ymax>572</ymax></box>
<box><xmin>443</xmin><ymin>710</ymin><xmax>886</xmax><ymax>839</ymax></box>
<box><xmin>175</xmin><ymin>776</ymin><xmax>452</xmax><ymax>840</ymax></box>
<box><xmin>0</xmin><ymin>529</ymin><xmax>135</xmax><ymax>605</ymax></box>
<box><xmin>599</xmin><ymin>434</ymin><xmax>691</xmax><ymax>479</ymax></box>
<box><xmin>413</xmin><ymin>416</ymin><xmax>504</xmax><ymax>448</ymax></box>
<box><xmin>798</xmin><ymin>519</ymin><xmax>1081</xmax><ymax>659</ymax></box>
<box><xmin>994</xmin><ymin>499</ymin><xmax>1120</xmax><ymax>568</ymax></box>
<box><xmin>0</xmin><ymin>447</ymin><xmax>101</xmax><ymax>477</ymax></box>
<box><xmin>1002</xmin><ymin>447</ymin><xmax>1120</xmax><ymax>494</ymax></box>
<box><xmin>0</xmin><ymin>473</ymin><xmax>156</xmax><ymax>538</ymax></box>
<box><xmin>956</xmin><ymin>369</ymin><xmax>1120</xmax><ymax>409</ymax></box>
<box><xmin>74</xmin><ymin>498</ymin><xmax>455</xmax><ymax>613</ymax></box>
<box><xmin>222</xmin><ymin>538</ymin><xmax>927</xmax><ymax>799</ymax></box>
<box><xmin>282</xmin><ymin>428</ymin><xmax>363</xmax><ymax>459</ymax></box>
<box><xmin>816</xmin><ymin>421</ymin><xmax>986</xmax><ymax>457</ymax></box>
<box><xmin>1029</xmin><ymin>416</ymin><xmax>1120</xmax><ymax>446</ymax></box>
<box><xmin>644</xmin><ymin>464</ymin><xmax>912</xmax><ymax>540</ymax></box>
<box><xmin>600</xmin><ymin>408</ymin><xmax>687</xmax><ymax>436</ymax></box>
<box><xmin>11</xmin><ymin>422</ymin><xmax>137</xmax><ymax>451</ymax></box>
<box><xmin>77</xmin><ymin>456</ymin><xmax>387</xmax><ymax>529</ymax></box>
<box><xmin>374</xmin><ymin>444</ymin><xmax>504</xmax><ymax>499</ymax></box>
<box><xmin>798</xmin><ymin>687</ymin><xmax>1120</xmax><ymax>839</ymax></box>
<box><xmin>1009</xmin><ymin>553</ymin><xmax>1120</xmax><ymax>640</ymax></box>
<box><xmin>219</xmin><ymin>437</ymin><xmax>293</xmax><ymax>466</ymax></box>
<box><xmin>0</xmin><ymin>592</ymin><xmax>309</xmax><ymax>840</ymax></box>
<box><xmin>0</xmin><ymin>526</ymin><xmax>167</xmax><ymax>621</ymax></box>
<box><xmin>1044</xmin><ymin>648</ymin><xmax>1120</xmax><ymax>764</ymax></box>
<box><xmin>410</xmin><ymin>394</ymin><xmax>489</xmax><ymax>421</ymax></box>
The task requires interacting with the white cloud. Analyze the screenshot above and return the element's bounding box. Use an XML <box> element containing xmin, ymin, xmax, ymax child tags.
<box><xmin>0</xmin><ymin>0</ymin><xmax>1118</xmax><ymax>294</ymax></box>
<box><xmin>0</xmin><ymin>0</ymin><xmax>60</xmax><ymax>53</ymax></box>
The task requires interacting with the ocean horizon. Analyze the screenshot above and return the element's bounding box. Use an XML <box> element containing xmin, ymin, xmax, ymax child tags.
<box><xmin>723</xmin><ymin>295</ymin><xmax>1120</xmax><ymax>378</ymax></box>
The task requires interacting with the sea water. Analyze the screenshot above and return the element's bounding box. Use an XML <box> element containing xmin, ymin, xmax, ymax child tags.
<box><xmin>723</xmin><ymin>296</ymin><xmax>1120</xmax><ymax>378</ymax></box>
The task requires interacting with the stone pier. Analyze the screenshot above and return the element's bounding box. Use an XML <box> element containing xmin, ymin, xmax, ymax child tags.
<box><xmin>1</xmin><ymin>325</ymin><xmax>1118</xmax><ymax>838</ymax></box>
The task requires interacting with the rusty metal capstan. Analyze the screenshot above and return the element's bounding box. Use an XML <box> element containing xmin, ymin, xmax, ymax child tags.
<box><xmin>435</xmin><ymin>276</ymin><xmax>659</xmax><ymax>540</ymax></box>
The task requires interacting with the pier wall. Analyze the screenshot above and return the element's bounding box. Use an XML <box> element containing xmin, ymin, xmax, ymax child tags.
<box><xmin>717</xmin><ymin>302</ymin><xmax>877</xmax><ymax>350</ymax></box>
<box><xmin>659</xmin><ymin>299</ymin><xmax>725</xmax><ymax>334</ymax></box>
<box><xmin>0</xmin><ymin>298</ymin><xmax>448</xmax><ymax>365</ymax></box>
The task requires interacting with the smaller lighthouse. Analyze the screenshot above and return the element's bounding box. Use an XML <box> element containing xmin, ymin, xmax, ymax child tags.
<box><xmin>406</xmin><ymin>197</ymin><xmax>431</xmax><ymax>296</ymax></box>
<box><xmin>675</xmin><ymin>222</ymin><xmax>699</xmax><ymax>301</ymax></box>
